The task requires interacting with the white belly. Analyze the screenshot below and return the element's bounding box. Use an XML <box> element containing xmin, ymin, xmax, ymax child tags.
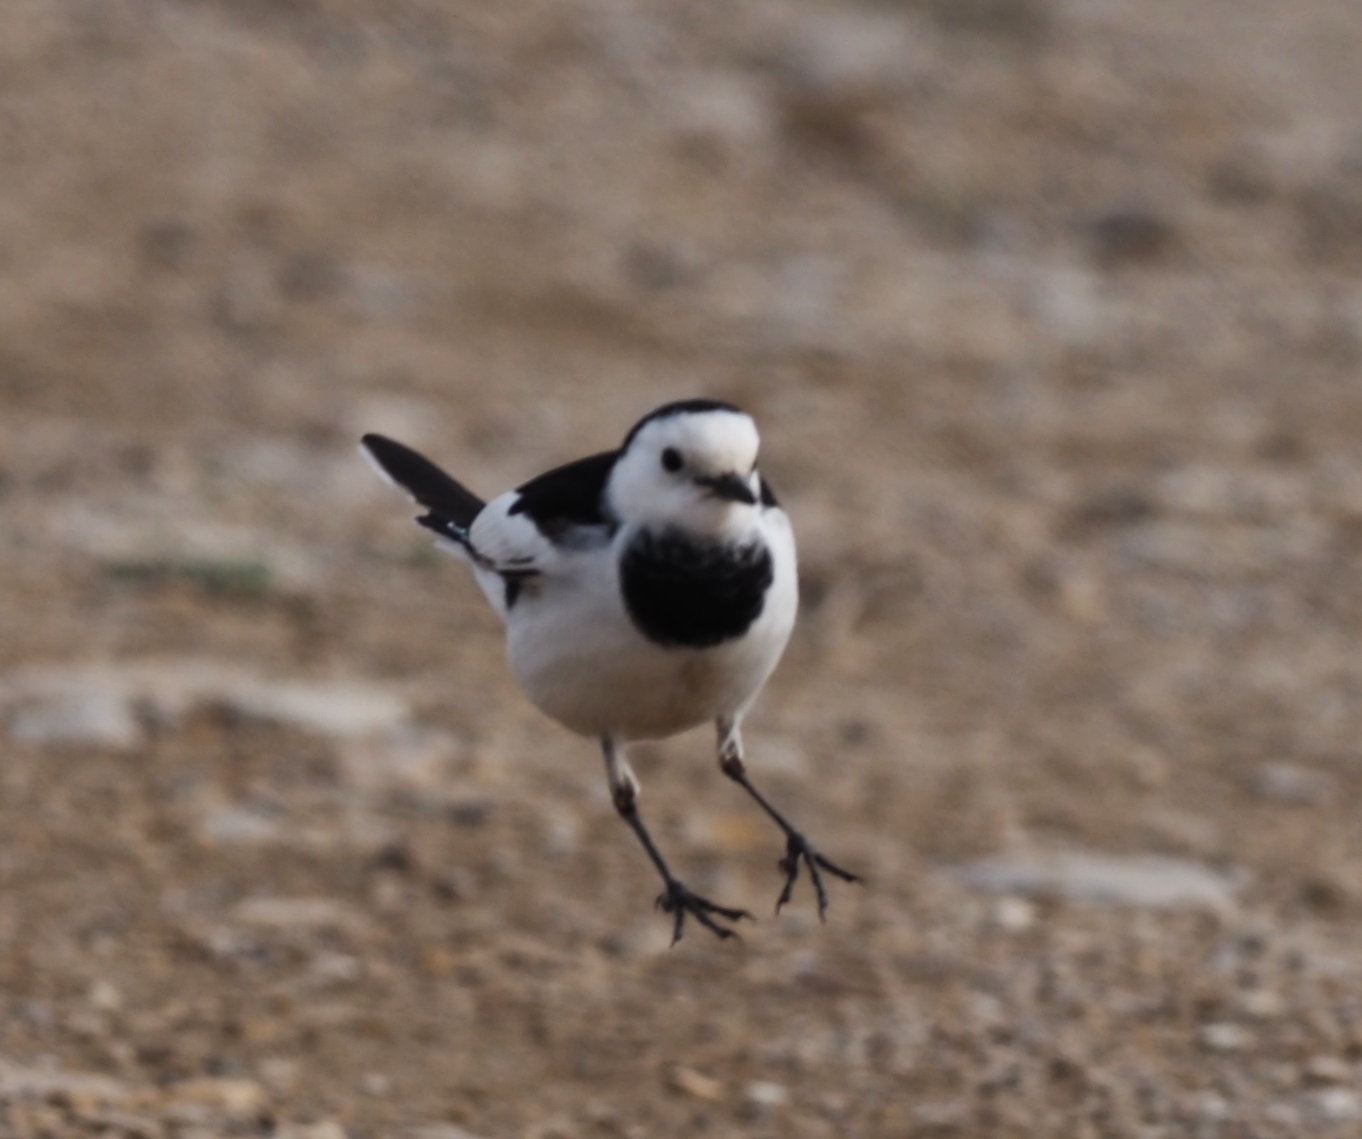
<box><xmin>496</xmin><ymin>535</ymin><xmax>796</xmax><ymax>742</ymax></box>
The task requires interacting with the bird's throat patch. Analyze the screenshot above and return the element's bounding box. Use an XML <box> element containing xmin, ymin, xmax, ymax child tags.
<box><xmin>620</xmin><ymin>527</ymin><xmax>773</xmax><ymax>648</ymax></box>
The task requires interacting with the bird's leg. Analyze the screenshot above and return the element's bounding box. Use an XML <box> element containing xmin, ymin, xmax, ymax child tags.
<box><xmin>601</xmin><ymin>738</ymin><xmax>751</xmax><ymax>944</ymax></box>
<box><xmin>716</xmin><ymin>718</ymin><xmax>862</xmax><ymax>919</ymax></box>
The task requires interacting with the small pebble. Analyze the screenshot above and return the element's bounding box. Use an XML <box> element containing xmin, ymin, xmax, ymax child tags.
<box><xmin>1304</xmin><ymin>1055</ymin><xmax>1352</xmax><ymax>1085</ymax></box>
<box><xmin>169</xmin><ymin>1077</ymin><xmax>268</xmax><ymax>1120</ymax></box>
<box><xmin>8</xmin><ymin>691</ymin><xmax>141</xmax><ymax>749</ymax></box>
<box><xmin>309</xmin><ymin>952</ymin><xmax>363</xmax><ymax>986</ymax></box>
<box><xmin>409</xmin><ymin>1125</ymin><xmax>493</xmax><ymax>1139</ymax></box>
<box><xmin>745</xmin><ymin>1081</ymin><xmax>789</xmax><ymax>1109</ymax></box>
<box><xmin>1310</xmin><ymin>1088</ymin><xmax>1362</xmax><ymax>1122</ymax></box>
<box><xmin>1194</xmin><ymin>1092</ymin><xmax>1231</xmax><ymax>1121</ymax></box>
<box><xmin>231</xmin><ymin>897</ymin><xmax>369</xmax><ymax>935</ymax></box>
<box><xmin>275</xmin><ymin>1124</ymin><xmax>348</xmax><ymax>1139</ymax></box>
<box><xmin>993</xmin><ymin>896</ymin><xmax>1036</xmax><ymax>932</ymax></box>
<box><xmin>197</xmin><ymin>806</ymin><xmax>283</xmax><ymax>847</ymax></box>
<box><xmin>359</xmin><ymin>1071</ymin><xmax>391</xmax><ymax>1096</ymax></box>
<box><xmin>1264</xmin><ymin>1101</ymin><xmax>1302</xmax><ymax>1126</ymax></box>
<box><xmin>258</xmin><ymin>1058</ymin><xmax>299</xmax><ymax>1094</ymax></box>
<box><xmin>1200</xmin><ymin>1023</ymin><xmax>1253</xmax><ymax>1053</ymax></box>
<box><xmin>912</xmin><ymin>1100</ymin><xmax>970</xmax><ymax>1129</ymax></box>
<box><xmin>670</xmin><ymin>1066</ymin><xmax>723</xmax><ymax>1101</ymax></box>
<box><xmin>1252</xmin><ymin>763</ymin><xmax>1335</xmax><ymax>806</ymax></box>
<box><xmin>87</xmin><ymin>980</ymin><xmax>123</xmax><ymax>1013</ymax></box>
<box><xmin>961</xmin><ymin>852</ymin><xmax>1239</xmax><ymax>911</ymax></box>
<box><xmin>1238</xmin><ymin>989</ymin><xmax>1285</xmax><ymax>1020</ymax></box>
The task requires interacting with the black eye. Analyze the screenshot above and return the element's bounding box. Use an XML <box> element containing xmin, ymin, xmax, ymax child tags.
<box><xmin>661</xmin><ymin>447</ymin><xmax>683</xmax><ymax>473</ymax></box>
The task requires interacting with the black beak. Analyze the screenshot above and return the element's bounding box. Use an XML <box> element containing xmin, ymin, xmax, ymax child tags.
<box><xmin>696</xmin><ymin>471</ymin><xmax>757</xmax><ymax>505</ymax></box>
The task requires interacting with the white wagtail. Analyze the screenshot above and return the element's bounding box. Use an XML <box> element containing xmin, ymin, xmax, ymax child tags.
<box><xmin>361</xmin><ymin>399</ymin><xmax>859</xmax><ymax>942</ymax></box>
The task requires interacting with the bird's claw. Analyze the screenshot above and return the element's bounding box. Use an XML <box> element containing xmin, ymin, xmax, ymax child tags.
<box><xmin>657</xmin><ymin>880</ymin><xmax>752</xmax><ymax>945</ymax></box>
<box><xmin>776</xmin><ymin>832</ymin><xmax>862</xmax><ymax>919</ymax></box>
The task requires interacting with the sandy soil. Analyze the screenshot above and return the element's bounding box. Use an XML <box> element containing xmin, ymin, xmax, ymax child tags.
<box><xmin>3</xmin><ymin>1</ymin><xmax>1362</xmax><ymax>1136</ymax></box>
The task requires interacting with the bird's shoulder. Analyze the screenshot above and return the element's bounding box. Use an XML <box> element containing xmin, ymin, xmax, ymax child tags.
<box><xmin>508</xmin><ymin>449</ymin><xmax>619</xmax><ymax>542</ymax></box>
<box><xmin>468</xmin><ymin>449</ymin><xmax>619</xmax><ymax>570</ymax></box>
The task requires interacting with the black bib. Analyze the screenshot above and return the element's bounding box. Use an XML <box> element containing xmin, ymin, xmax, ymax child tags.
<box><xmin>620</xmin><ymin>527</ymin><xmax>773</xmax><ymax>649</ymax></box>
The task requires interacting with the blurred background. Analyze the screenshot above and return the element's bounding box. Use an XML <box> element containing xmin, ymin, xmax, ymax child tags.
<box><xmin>2</xmin><ymin>0</ymin><xmax>1362</xmax><ymax>1135</ymax></box>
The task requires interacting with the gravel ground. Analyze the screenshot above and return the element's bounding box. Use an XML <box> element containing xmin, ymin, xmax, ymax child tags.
<box><xmin>3</xmin><ymin>1</ymin><xmax>1362</xmax><ymax>1136</ymax></box>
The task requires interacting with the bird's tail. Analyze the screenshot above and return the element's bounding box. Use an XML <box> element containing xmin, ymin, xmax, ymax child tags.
<box><xmin>359</xmin><ymin>434</ymin><xmax>486</xmax><ymax>554</ymax></box>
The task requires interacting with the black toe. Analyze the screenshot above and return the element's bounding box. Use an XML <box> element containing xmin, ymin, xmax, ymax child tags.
<box><xmin>776</xmin><ymin>832</ymin><xmax>862</xmax><ymax>919</ymax></box>
<box><xmin>657</xmin><ymin>880</ymin><xmax>752</xmax><ymax>944</ymax></box>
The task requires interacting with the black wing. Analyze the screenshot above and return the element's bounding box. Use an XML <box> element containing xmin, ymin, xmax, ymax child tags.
<box><xmin>509</xmin><ymin>449</ymin><xmax>619</xmax><ymax>541</ymax></box>
<box><xmin>360</xmin><ymin>434</ymin><xmax>485</xmax><ymax>530</ymax></box>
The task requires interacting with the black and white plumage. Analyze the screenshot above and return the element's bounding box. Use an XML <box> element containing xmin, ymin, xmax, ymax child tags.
<box><xmin>361</xmin><ymin>399</ymin><xmax>858</xmax><ymax>942</ymax></box>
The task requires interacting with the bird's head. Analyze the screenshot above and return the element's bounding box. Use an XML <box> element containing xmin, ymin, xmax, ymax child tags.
<box><xmin>608</xmin><ymin>400</ymin><xmax>764</xmax><ymax>536</ymax></box>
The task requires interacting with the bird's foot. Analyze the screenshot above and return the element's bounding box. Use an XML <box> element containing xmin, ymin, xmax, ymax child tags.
<box><xmin>656</xmin><ymin>880</ymin><xmax>752</xmax><ymax>945</ymax></box>
<box><xmin>776</xmin><ymin>832</ymin><xmax>862</xmax><ymax>919</ymax></box>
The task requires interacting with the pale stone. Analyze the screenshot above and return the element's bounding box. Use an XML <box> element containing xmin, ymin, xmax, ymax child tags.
<box><xmin>745</xmin><ymin>1081</ymin><xmax>789</xmax><ymax>1109</ymax></box>
<box><xmin>168</xmin><ymin>1077</ymin><xmax>267</xmax><ymax>1121</ymax></box>
<box><xmin>670</xmin><ymin>1066</ymin><xmax>724</xmax><ymax>1101</ymax></box>
<box><xmin>9</xmin><ymin>690</ymin><xmax>141</xmax><ymax>749</ymax></box>
<box><xmin>1200</xmin><ymin>1023</ymin><xmax>1253</xmax><ymax>1053</ymax></box>
<box><xmin>960</xmin><ymin>852</ymin><xmax>1240</xmax><ymax>912</ymax></box>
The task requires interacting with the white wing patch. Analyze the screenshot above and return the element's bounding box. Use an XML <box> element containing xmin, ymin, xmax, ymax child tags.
<box><xmin>467</xmin><ymin>492</ymin><xmax>559</xmax><ymax>573</ymax></box>
<box><xmin>447</xmin><ymin>490</ymin><xmax>615</xmax><ymax>623</ymax></box>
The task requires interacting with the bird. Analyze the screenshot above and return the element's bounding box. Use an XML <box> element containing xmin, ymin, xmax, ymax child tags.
<box><xmin>360</xmin><ymin>398</ymin><xmax>859</xmax><ymax>942</ymax></box>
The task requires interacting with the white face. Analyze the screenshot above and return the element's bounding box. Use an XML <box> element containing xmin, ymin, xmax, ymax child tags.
<box><xmin>607</xmin><ymin>409</ymin><xmax>763</xmax><ymax>535</ymax></box>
